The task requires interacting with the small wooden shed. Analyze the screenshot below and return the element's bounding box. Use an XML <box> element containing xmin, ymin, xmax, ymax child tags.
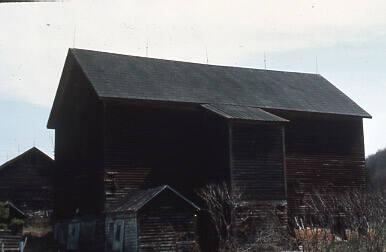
<box><xmin>106</xmin><ymin>185</ymin><xmax>200</xmax><ymax>252</ymax></box>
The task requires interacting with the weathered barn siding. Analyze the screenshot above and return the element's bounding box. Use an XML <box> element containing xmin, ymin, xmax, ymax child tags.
<box><xmin>137</xmin><ymin>190</ymin><xmax>198</xmax><ymax>252</ymax></box>
<box><xmin>78</xmin><ymin>217</ymin><xmax>106</xmax><ymax>252</ymax></box>
<box><xmin>0</xmin><ymin>148</ymin><xmax>53</xmax><ymax>212</ymax></box>
<box><xmin>55</xmin><ymin>216</ymin><xmax>105</xmax><ymax>252</ymax></box>
<box><xmin>230</xmin><ymin>122</ymin><xmax>286</xmax><ymax>201</ymax></box>
<box><xmin>229</xmin><ymin>122</ymin><xmax>288</xmax><ymax>237</ymax></box>
<box><xmin>268</xmin><ymin>110</ymin><xmax>366</xmax><ymax>217</ymax></box>
<box><xmin>125</xmin><ymin>217</ymin><xmax>138</xmax><ymax>252</ymax></box>
<box><xmin>106</xmin><ymin>213</ymin><xmax>137</xmax><ymax>252</ymax></box>
<box><xmin>103</xmin><ymin>102</ymin><xmax>231</xmax><ymax>209</ymax></box>
<box><xmin>54</xmin><ymin>61</ymin><xmax>104</xmax><ymax>219</ymax></box>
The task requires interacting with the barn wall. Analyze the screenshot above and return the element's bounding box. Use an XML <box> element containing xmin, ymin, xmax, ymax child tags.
<box><xmin>105</xmin><ymin>213</ymin><xmax>137</xmax><ymax>252</ymax></box>
<box><xmin>103</xmin><ymin>102</ymin><xmax>230</xmax><ymax>209</ymax></box>
<box><xmin>125</xmin><ymin>216</ymin><xmax>138</xmax><ymax>252</ymax></box>
<box><xmin>269</xmin><ymin>110</ymin><xmax>366</xmax><ymax>217</ymax></box>
<box><xmin>54</xmin><ymin>216</ymin><xmax>105</xmax><ymax>252</ymax></box>
<box><xmin>54</xmin><ymin>64</ymin><xmax>104</xmax><ymax>219</ymax></box>
<box><xmin>138</xmin><ymin>190</ymin><xmax>198</xmax><ymax>252</ymax></box>
<box><xmin>230</xmin><ymin>122</ymin><xmax>286</xmax><ymax>201</ymax></box>
<box><xmin>0</xmin><ymin>152</ymin><xmax>53</xmax><ymax>212</ymax></box>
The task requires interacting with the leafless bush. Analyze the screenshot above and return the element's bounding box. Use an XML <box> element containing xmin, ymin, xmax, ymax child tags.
<box><xmin>295</xmin><ymin>189</ymin><xmax>386</xmax><ymax>252</ymax></box>
<box><xmin>197</xmin><ymin>183</ymin><xmax>293</xmax><ymax>252</ymax></box>
<box><xmin>196</xmin><ymin>183</ymin><xmax>238</xmax><ymax>251</ymax></box>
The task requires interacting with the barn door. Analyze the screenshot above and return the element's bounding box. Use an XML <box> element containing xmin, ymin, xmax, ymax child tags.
<box><xmin>112</xmin><ymin>219</ymin><xmax>125</xmax><ymax>252</ymax></box>
<box><xmin>67</xmin><ymin>222</ymin><xmax>80</xmax><ymax>250</ymax></box>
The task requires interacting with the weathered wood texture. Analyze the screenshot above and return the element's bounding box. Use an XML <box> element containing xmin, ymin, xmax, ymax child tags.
<box><xmin>103</xmin><ymin>102</ymin><xmax>230</xmax><ymax>209</ymax></box>
<box><xmin>138</xmin><ymin>190</ymin><xmax>198</xmax><ymax>252</ymax></box>
<box><xmin>106</xmin><ymin>213</ymin><xmax>137</xmax><ymax>252</ymax></box>
<box><xmin>268</xmin><ymin>110</ymin><xmax>366</xmax><ymax>217</ymax></box>
<box><xmin>0</xmin><ymin>149</ymin><xmax>54</xmax><ymax>212</ymax></box>
<box><xmin>54</xmin><ymin>63</ymin><xmax>104</xmax><ymax>219</ymax></box>
<box><xmin>55</xmin><ymin>216</ymin><xmax>105</xmax><ymax>252</ymax></box>
<box><xmin>235</xmin><ymin>200</ymin><xmax>288</xmax><ymax>231</ymax></box>
<box><xmin>230</xmin><ymin>122</ymin><xmax>286</xmax><ymax>201</ymax></box>
<box><xmin>229</xmin><ymin>122</ymin><xmax>288</xmax><ymax>237</ymax></box>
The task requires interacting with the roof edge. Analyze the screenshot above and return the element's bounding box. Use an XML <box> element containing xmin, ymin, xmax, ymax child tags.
<box><xmin>47</xmin><ymin>48</ymin><xmax>102</xmax><ymax>129</ymax></box>
<box><xmin>132</xmin><ymin>185</ymin><xmax>200</xmax><ymax>211</ymax></box>
<box><xmin>4</xmin><ymin>201</ymin><xmax>26</xmax><ymax>217</ymax></box>
<box><xmin>109</xmin><ymin>185</ymin><xmax>200</xmax><ymax>213</ymax></box>
<box><xmin>100</xmin><ymin>96</ymin><xmax>371</xmax><ymax>119</ymax></box>
<box><xmin>202</xmin><ymin>104</ymin><xmax>290</xmax><ymax>123</ymax></box>
<box><xmin>70</xmin><ymin>48</ymin><xmax>322</xmax><ymax>76</ymax></box>
<box><xmin>0</xmin><ymin>147</ymin><xmax>53</xmax><ymax>171</ymax></box>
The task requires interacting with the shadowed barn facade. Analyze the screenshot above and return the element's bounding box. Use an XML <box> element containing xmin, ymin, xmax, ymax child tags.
<box><xmin>48</xmin><ymin>49</ymin><xmax>370</xmax><ymax>251</ymax></box>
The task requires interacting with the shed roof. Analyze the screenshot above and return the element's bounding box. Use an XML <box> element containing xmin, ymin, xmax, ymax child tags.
<box><xmin>202</xmin><ymin>104</ymin><xmax>289</xmax><ymax>122</ymax></box>
<box><xmin>108</xmin><ymin>185</ymin><xmax>200</xmax><ymax>213</ymax></box>
<box><xmin>3</xmin><ymin>201</ymin><xmax>26</xmax><ymax>218</ymax></box>
<box><xmin>48</xmin><ymin>48</ymin><xmax>370</xmax><ymax>128</ymax></box>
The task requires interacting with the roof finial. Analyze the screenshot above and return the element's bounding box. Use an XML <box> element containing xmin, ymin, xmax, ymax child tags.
<box><xmin>146</xmin><ymin>39</ymin><xmax>149</xmax><ymax>57</ymax></box>
<box><xmin>315</xmin><ymin>56</ymin><xmax>319</xmax><ymax>74</ymax></box>
<box><xmin>73</xmin><ymin>25</ymin><xmax>76</xmax><ymax>48</ymax></box>
<box><xmin>264</xmin><ymin>52</ymin><xmax>267</xmax><ymax>70</ymax></box>
<box><xmin>205</xmin><ymin>47</ymin><xmax>209</xmax><ymax>64</ymax></box>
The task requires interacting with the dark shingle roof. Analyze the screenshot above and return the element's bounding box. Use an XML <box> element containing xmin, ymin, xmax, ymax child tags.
<box><xmin>48</xmin><ymin>48</ymin><xmax>371</xmax><ymax>128</ymax></box>
<box><xmin>0</xmin><ymin>147</ymin><xmax>53</xmax><ymax>172</ymax></box>
<box><xmin>108</xmin><ymin>185</ymin><xmax>200</xmax><ymax>213</ymax></box>
<box><xmin>202</xmin><ymin>104</ymin><xmax>289</xmax><ymax>122</ymax></box>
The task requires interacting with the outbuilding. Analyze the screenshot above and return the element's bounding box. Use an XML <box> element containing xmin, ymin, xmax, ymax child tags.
<box><xmin>106</xmin><ymin>185</ymin><xmax>200</xmax><ymax>252</ymax></box>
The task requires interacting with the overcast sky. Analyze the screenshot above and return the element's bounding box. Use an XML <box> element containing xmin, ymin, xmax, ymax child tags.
<box><xmin>0</xmin><ymin>0</ymin><xmax>385</xmax><ymax>163</ymax></box>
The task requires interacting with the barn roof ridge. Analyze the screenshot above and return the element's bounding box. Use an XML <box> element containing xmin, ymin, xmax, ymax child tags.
<box><xmin>0</xmin><ymin>147</ymin><xmax>53</xmax><ymax>172</ymax></box>
<box><xmin>70</xmin><ymin>48</ymin><xmax>321</xmax><ymax>76</ymax></box>
<box><xmin>108</xmin><ymin>185</ymin><xmax>200</xmax><ymax>213</ymax></box>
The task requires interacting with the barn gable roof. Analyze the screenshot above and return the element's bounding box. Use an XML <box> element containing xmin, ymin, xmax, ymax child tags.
<box><xmin>108</xmin><ymin>185</ymin><xmax>200</xmax><ymax>213</ymax></box>
<box><xmin>0</xmin><ymin>147</ymin><xmax>53</xmax><ymax>172</ymax></box>
<box><xmin>48</xmin><ymin>48</ymin><xmax>370</xmax><ymax>128</ymax></box>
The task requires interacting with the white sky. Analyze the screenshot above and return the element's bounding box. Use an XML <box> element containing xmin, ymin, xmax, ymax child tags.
<box><xmin>0</xmin><ymin>0</ymin><xmax>385</xmax><ymax>162</ymax></box>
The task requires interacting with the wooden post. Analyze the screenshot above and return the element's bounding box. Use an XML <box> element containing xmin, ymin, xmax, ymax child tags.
<box><xmin>282</xmin><ymin>126</ymin><xmax>288</xmax><ymax>199</ymax></box>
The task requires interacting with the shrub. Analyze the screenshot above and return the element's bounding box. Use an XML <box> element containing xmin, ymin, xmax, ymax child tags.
<box><xmin>0</xmin><ymin>223</ymin><xmax>7</xmax><ymax>230</ymax></box>
<box><xmin>294</xmin><ymin>190</ymin><xmax>386</xmax><ymax>252</ymax></box>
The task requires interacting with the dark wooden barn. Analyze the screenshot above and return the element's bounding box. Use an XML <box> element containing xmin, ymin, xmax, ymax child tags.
<box><xmin>0</xmin><ymin>147</ymin><xmax>54</xmax><ymax>214</ymax></box>
<box><xmin>48</xmin><ymin>49</ymin><xmax>370</xmax><ymax>251</ymax></box>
